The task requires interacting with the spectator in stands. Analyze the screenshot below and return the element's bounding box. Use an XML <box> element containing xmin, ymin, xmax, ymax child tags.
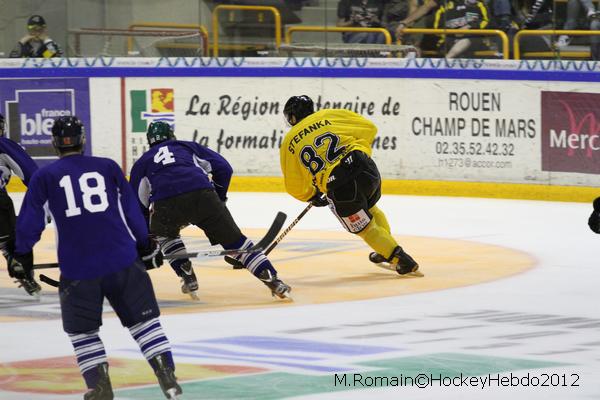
<box><xmin>393</xmin><ymin>0</ymin><xmax>446</xmax><ymax>54</ymax></box>
<box><xmin>433</xmin><ymin>0</ymin><xmax>490</xmax><ymax>58</ymax></box>
<box><xmin>554</xmin><ymin>0</ymin><xmax>600</xmax><ymax>51</ymax></box>
<box><xmin>519</xmin><ymin>0</ymin><xmax>555</xmax><ymax>54</ymax></box>
<box><xmin>9</xmin><ymin>15</ymin><xmax>62</xmax><ymax>58</ymax></box>
<box><xmin>394</xmin><ymin>0</ymin><xmax>438</xmax><ymax>36</ymax></box>
<box><xmin>484</xmin><ymin>0</ymin><xmax>517</xmax><ymax>33</ymax></box>
<box><xmin>485</xmin><ymin>0</ymin><xmax>519</xmax><ymax>59</ymax></box>
<box><xmin>396</xmin><ymin>0</ymin><xmax>514</xmax><ymax>50</ymax></box>
<box><xmin>521</xmin><ymin>0</ymin><xmax>553</xmax><ymax>29</ymax></box>
<box><xmin>519</xmin><ymin>0</ymin><xmax>600</xmax><ymax>60</ymax></box>
<box><xmin>337</xmin><ymin>0</ymin><xmax>387</xmax><ymax>43</ymax></box>
<box><xmin>383</xmin><ymin>0</ymin><xmax>418</xmax><ymax>41</ymax></box>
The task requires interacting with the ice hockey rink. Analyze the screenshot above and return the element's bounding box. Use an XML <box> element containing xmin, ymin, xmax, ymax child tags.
<box><xmin>0</xmin><ymin>192</ymin><xmax>599</xmax><ymax>400</ymax></box>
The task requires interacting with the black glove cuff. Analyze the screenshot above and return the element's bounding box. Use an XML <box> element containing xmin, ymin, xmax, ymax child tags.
<box><xmin>15</xmin><ymin>251</ymin><xmax>34</xmax><ymax>269</ymax></box>
<box><xmin>310</xmin><ymin>193</ymin><xmax>329</xmax><ymax>207</ymax></box>
<box><xmin>8</xmin><ymin>251</ymin><xmax>34</xmax><ymax>279</ymax></box>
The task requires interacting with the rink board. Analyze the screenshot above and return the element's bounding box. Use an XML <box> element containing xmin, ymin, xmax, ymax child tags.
<box><xmin>2</xmin><ymin>57</ymin><xmax>600</xmax><ymax>202</ymax></box>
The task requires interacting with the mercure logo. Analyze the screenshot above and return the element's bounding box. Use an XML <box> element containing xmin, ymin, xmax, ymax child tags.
<box><xmin>541</xmin><ymin>91</ymin><xmax>600</xmax><ymax>174</ymax></box>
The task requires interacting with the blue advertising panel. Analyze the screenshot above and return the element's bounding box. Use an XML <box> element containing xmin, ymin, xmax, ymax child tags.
<box><xmin>0</xmin><ymin>78</ymin><xmax>91</xmax><ymax>165</ymax></box>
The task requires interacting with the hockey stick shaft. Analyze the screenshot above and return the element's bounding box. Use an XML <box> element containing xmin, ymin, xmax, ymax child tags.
<box><xmin>164</xmin><ymin>211</ymin><xmax>286</xmax><ymax>260</ymax></box>
<box><xmin>33</xmin><ymin>211</ymin><xmax>287</xmax><ymax>268</ymax></box>
<box><xmin>264</xmin><ymin>203</ymin><xmax>313</xmax><ymax>255</ymax></box>
<box><xmin>226</xmin><ymin>202</ymin><xmax>314</xmax><ymax>268</ymax></box>
<box><xmin>33</xmin><ymin>262</ymin><xmax>60</xmax><ymax>270</ymax></box>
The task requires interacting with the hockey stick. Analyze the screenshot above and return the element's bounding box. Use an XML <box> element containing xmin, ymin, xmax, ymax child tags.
<box><xmin>33</xmin><ymin>211</ymin><xmax>287</xmax><ymax>269</ymax></box>
<box><xmin>225</xmin><ymin>202</ymin><xmax>315</xmax><ymax>269</ymax></box>
<box><xmin>163</xmin><ymin>211</ymin><xmax>287</xmax><ymax>260</ymax></box>
<box><xmin>40</xmin><ymin>274</ymin><xmax>59</xmax><ymax>287</ymax></box>
<box><xmin>32</xmin><ymin>262</ymin><xmax>60</xmax><ymax>270</ymax></box>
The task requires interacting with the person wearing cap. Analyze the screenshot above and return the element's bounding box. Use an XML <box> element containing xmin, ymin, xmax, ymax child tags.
<box><xmin>9</xmin><ymin>15</ymin><xmax>63</xmax><ymax>58</ymax></box>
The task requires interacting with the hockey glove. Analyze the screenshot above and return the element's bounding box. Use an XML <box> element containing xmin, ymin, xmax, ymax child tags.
<box><xmin>7</xmin><ymin>251</ymin><xmax>41</xmax><ymax>296</ymax></box>
<box><xmin>7</xmin><ymin>251</ymin><xmax>33</xmax><ymax>280</ymax></box>
<box><xmin>309</xmin><ymin>193</ymin><xmax>328</xmax><ymax>207</ymax></box>
<box><xmin>139</xmin><ymin>238</ymin><xmax>164</xmax><ymax>270</ymax></box>
<box><xmin>588</xmin><ymin>197</ymin><xmax>600</xmax><ymax>233</ymax></box>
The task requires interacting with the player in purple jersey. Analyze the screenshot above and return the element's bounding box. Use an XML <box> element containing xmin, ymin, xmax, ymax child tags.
<box><xmin>8</xmin><ymin>116</ymin><xmax>182</xmax><ymax>400</ymax></box>
<box><xmin>0</xmin><ymin>113</ymin><xmax>41</xmax><ymax>296</ymax></box>
<box><xmin>130</xmin><ymin>121</ymin><xmax>291</xmax><ymax>299</ymax></box>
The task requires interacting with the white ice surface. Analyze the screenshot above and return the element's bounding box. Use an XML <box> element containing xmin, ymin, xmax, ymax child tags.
<box><xmin>1</xmin><ymin>193</ymin><xmax>598</xmax><ymax>399</ymax></box>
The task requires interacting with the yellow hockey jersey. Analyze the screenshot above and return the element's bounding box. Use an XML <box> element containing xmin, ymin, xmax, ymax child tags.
<box><xmin>280</xmin><ymin>108</ymin><xmax>377</xmax><ymax>201</ymax></box>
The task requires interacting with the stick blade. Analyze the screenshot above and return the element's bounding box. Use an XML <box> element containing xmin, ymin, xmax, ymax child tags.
<box><xmin>252</xmin><ymin>211</ymin><xmax>287</xmax><ymax>251</ymax></box>
<box><xmin>40</xmin><ymin>274</ymin><xmax>59</xmax><ymax>287</ymax></box>
<box><xmin>207</xmin><ymin>211</ymin><xmax>287</xmax><ymax>258</ymax></box>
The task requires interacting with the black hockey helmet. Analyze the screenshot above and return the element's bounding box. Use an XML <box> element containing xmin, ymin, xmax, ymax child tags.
<box><xmin>283</xmin><ymin>95</ymin><xmax>314</xmax><ymax>126</ymax></box>
<box><xmin>146</xmin><ymin>121</ymin><xmax>175</xmax><ymax>146</ymax></box>
<box><xmin>0</xmin><ymin>114</ymin><xmax>5</xmax><ymax>137</ymax></box>
<box><xmin>51</xmin><ymin>116</ymin><xmax>85</xmax><ymax>150</ymax></box>
<box><xmin>27</xmin><ymin>15</ymin><xmax>46</xmax><ymax>29</ymax></box>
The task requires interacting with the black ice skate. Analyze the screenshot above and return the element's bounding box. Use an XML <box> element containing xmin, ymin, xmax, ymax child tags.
<box><xmin>8</xmin><ymin>256</ymin><xmax>42</xmax><ymax>298</ymax></box>
<box><xmin>179</xmin><ymin>261</ymin><xmax>199</xmax><ymax>300</ymax></box>
<box><xmin>149</xmin><ymin>353</ymin><xmax>182</xmax><ymax>400</ymax></box>
<box><xmin>369</xmin><ymin>252</ymin><xmax>387</xmax><ymax>264</ymax></box>
<box><xmin>83</xmin><ymin>363</ymin><xmax>114</xmax><ymax>400</ymax></box>
<box><xmin>257</xmin><ymin>269</ymin><xmax>292</xmax><ymax>299</ymax></box>
<box><xmin>369</xmin><ymin>246</ymin><xmax>423</xmax><ymax>277</ymax></box>
<box><xmin>15</xmin><ymin>276</ymin><xmax>42</xmax><ymax>298</ymax></box>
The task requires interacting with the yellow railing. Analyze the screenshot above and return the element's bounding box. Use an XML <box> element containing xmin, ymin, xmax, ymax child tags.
<box><xmin>285</xmin><ymin>26</ymin><xmax>392</xmax><ymax>45</ymax></box>
<box><xmin>514</xmin><ymin>30</ymin><xmax>600</xmax><ymax>59</ymax></box>
<box><xmin>401</xmin><ymin>28</ymin><xmax>510</xmax><ymax>59</ymax></box>
<box><xmin>212</xmin><ymin>5</ymin><xmax>281</xmax><ymax>57</ymax></box>
<box><xmin>128</xmin><ymin>22</ymin><xmax>209</xmax><ymax>56</ymax></box>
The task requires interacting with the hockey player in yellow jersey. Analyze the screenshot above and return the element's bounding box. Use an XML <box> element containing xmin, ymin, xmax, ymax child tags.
<box><xmin>280</xmin><ymin>95</ymin><xmax>421</xmax><ymax>275</ymax></box>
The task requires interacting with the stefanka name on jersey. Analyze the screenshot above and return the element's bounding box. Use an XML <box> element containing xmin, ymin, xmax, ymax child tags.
<box><xmin>287</xmin><ymin>119</ymin><xmax>332</xmax><ymax>154</ymax></box>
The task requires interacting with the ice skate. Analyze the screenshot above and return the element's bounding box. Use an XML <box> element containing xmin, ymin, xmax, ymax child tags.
<box><xmin>369</xmin><ymin>247</ymin><xmax>423</xmax><ymax>277</ymax></box>
<box><xmin>179</xmin><ymin>261</ymin><xmax>199</xmax><ymax>300</ymax></box>
<box><xmin>369</xmin><ymin>252</ymin><xmax>398</xmax><ymax>272</ymax></box>
<box><xmin>83</xmin><ymin>363</ymin><xmax>114</xmax><ymax>400</ymax></box>
<box><xmin>149</xmin><ymin>353</ymin><xmax>182</xmax><ymax>400</ymax></box>
<box><xmin>369</xmin><ymin>252</ymin><xmax>387</xmax><ymax>265</ymax></box>
<box><xmin>257</xmin><ymin>269</ymin><xmax>292</xmax><ymax>300</ymax></box>
<box><xmin>14</xmin><ymin>276</ymin><xmax>41</xmax><ymax>299</ymax></box>
<box><xmin>8</xmin><ymin>257</ymin><xmax>42</xmax><ymax>298</ymax></box>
